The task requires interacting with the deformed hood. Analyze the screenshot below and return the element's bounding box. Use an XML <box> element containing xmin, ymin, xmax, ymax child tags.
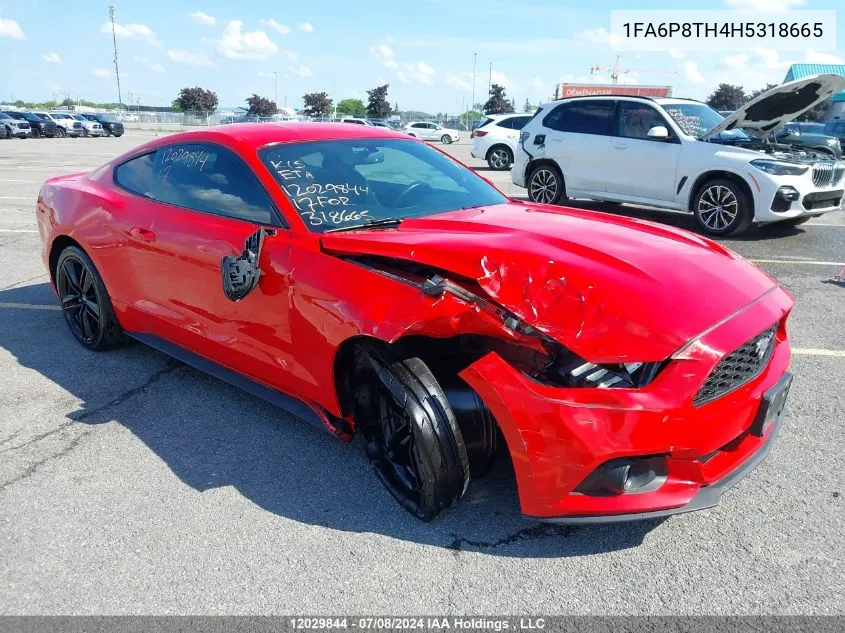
<box><xmin>701</xmin><ymin>74</ymin><xmax>845</xmax><ymax>140</ymax></box>
<box><xmin>320</xmin><ymin>203</ymin><xmax>778</xmax><ymax>362</ymax></box>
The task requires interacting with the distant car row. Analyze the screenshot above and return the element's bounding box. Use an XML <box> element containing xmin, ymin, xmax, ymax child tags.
<box><xmin>334</xmin><ymin>118</ymin><xmax>462</xmax><ymax>143</ymax></box>
<box><xmin>0</xmin><ymin>111</ymin><xmax>124</xmax><ymax>139</ymax></box>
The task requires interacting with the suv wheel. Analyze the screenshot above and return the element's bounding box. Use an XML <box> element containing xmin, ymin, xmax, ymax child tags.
<box><xmin>1</xmin><ymin>126</ymin><xmax>9</xmax><ymax>139</ymax></box>
<box><xmin>487</xmin><ymin>146</ymin><xmax>513</xmax><ymax>171</ymax></box>
<box><xmin>56</xmin><ymin>127</ymin><xmax>66</xmax><ymax>138</ymax></box>
<box><xmin>527</xmin><ymin>164</ymin><xmax>565</xmax><ymax>205</ymax></box>
<box><xmin>693</xmin><ymin>179</ymin><xmax>753</xmax><ymax>236</ymax></box>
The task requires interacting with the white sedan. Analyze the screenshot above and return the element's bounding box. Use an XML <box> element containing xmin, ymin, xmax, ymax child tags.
<box><xmin>403</xmin><ymin>121</ymin><xmax>460</xmax><ymax>144</ymax></box>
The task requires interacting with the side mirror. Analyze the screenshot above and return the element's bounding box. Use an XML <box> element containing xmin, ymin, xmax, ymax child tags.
<box><xmin>647</xmin><ymin>126</ymin><xmax>670</xmax><ymax>140</ymax></box>
<box><xmin>221</xmin><ymin>227</ymin><xmax>274</xmax><ymax>301</ymax></box>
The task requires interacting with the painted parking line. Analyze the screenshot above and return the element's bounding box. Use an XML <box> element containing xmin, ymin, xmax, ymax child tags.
<box><xmin>0</xmin><ymin>229</ymin><xmax>38</xmax><ymax>233</ymax></box>
<box><xmin>0</xmin><ymin>196</ymin><xmax>34</xmax><ymax>201</ymax></box>
<box><xmin>751</xmin><ymin>258</ymin><xmax>845</xmax><ymax>266</ymax></box>
<box><xmin>793</xmin><ymin>348</ymin><xmax>845</xmax><ymax>357</ymax></box>
<box><xmin>0</xmin><ymin>302</ymin><xmax>61</xmax><ymax>311</ymax></box>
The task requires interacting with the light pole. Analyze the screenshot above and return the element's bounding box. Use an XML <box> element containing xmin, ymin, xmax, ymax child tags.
<box><xmin>488</xmin><ymin>61</ymin><xmax>492</xmax><ymax>95</ymax></box>
<box><xmin>108</xmin><ymin>4</ymin><xmax>122</xmax><ymax>106</ymax></box>
<box><xmin>273</xmin><ymin>72</ymin><xmax>278</xmax><ymax>106</ymax></box>
<box><xmin>471</xmin><ymin>52</ymin><xmax>477</xmax><ymax>113</ymax></box>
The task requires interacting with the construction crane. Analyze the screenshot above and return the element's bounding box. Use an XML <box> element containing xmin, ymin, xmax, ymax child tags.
<box><xmin>590</xmin><ymin>53</ymin><xmax>678</xmax><ymax>85</ymax></box>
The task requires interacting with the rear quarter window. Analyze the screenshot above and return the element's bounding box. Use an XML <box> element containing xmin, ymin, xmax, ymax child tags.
<box><xmin>115</xmin><ymin>152</ymin><xmax>156</xmax><ymax>197</ymax></box>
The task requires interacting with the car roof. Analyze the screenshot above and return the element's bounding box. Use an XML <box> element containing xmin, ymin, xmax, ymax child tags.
<box><xmin>122</xmin><ymin>122</ymin><xmax>408</xmax><ymax>155</ymax></box>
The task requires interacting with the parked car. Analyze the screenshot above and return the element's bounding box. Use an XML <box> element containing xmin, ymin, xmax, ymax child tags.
<box><xmin>69</xmin><ymin>114</ymin><xmax>105</xmax><ymax>137</ymax></box>
<box><xmin>39</xmin><ymin>122</ymin><xmax>794</xmax><ymax>523</ymax></box>
<box><xmin>35</xmin><ymin>112</ymin><xmax>82</xmax><ymax>137</ymax></box>
<box><xmin>403</xmin><ymin>121</ymin><xmax>460</xmax><ymax>144</ymax></box>
<box><xmin>823</xmin><ymin>118</ymin><xmax>845</xmax><ymax>145</ymax></box>
<box><xmin>0</xmin><ymin>112</ymin><xmax>31</xmax><ymax>138</ymax></box>
<box><xmin>2</xmin><ymin>111</ymin><xmax>57</xmax><ymax>138</ymax></box>
<box><xmin>81</xmin><ymin>113</ymin><xmax>124</xmax><ymax>137</ymax></box>
<box><xmin>513</xmin><ymin>74</ymin><xmax>845</xmax><ymax>236</ymax></box>
<box><xmin>339</xmin><ymin>118</ymin><xmax>370</xmax><ymax>125</ymax></box>
<box><xmin>769</xmin><ymin>122</ymin><xmax>841</xmax><ymax>158</ymax></box>
<box><xmin>471</xmin><ymin>113</ymin><xmax>534</xmax><ymax>170</ymax></box>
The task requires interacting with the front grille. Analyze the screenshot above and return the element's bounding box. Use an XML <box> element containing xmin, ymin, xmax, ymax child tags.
<box><xmin>833</xmin><ymin>163</ymin><xmax>845</xmax><ymax>186</ymax></box>
<box><xmin>693</xmin><ymin>325</ymin><xmax>777</xmax><ymax>407</ymax></box>
<box><xmin>812</xmin><ymin>162</ymin><xmax>835</xmax><ymax>187</ymax></box>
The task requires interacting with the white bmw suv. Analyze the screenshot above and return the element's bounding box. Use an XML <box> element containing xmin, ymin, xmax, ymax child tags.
<box><xmin>471</xmin><ymin>113</ymin><xmax>533</xmax><ymax>170</ymax></box>
<box><xmin>512</xmin><ymin>74</ymin><xmax>845</xmax><ymax>236</ymax></box>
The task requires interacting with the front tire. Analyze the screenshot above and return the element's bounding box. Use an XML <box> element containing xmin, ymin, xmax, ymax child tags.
<box><xmin>487</xmin><ymin>146</ymin><xmax>513</xmax><ymax>171</ymax></box>
<box><xmin>353</xmin><ymin>350</ymin><xmax>470</xmax><ymax>521</ymax></box>
<box><xmin>1</xmin><ymin>126</ymin><xmax>9</xmax><ymax>139</ymax></box>
<box><xmin>527</xmin><ymin>163</ymin><xmax>565</xmax><ymax>205</ymax></box>
<box><xmin>55</xmin><ymin>246</ymin><xmax>123</xmax><ymax>350</ymax></box>
<box><xmin>56</xmin><ymin>127</ymin><xmax>66</xmax><ymax>138</ymax></box>
<box><xmin>693</xmin><ymin>179</ymin><xmax>753</xmax><ymax>236</ymax></box>
<box><xmin>441</xmin><ymin>134</ymin><xmax>452</xmax><ymax>144</ymax></box>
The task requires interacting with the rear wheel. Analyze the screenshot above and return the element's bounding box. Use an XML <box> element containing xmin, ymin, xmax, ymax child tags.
<box><xmin>441</xmin><ymin>134</ymin><xmax>452</xmax><ymax>144</ymax></box>
<box><xmin>487</xmin><ymin>146</ymin><xmax>513</xmax><ymax>171</ymax></box>
<box><xmin>353</xmin><ymin>350</ymin><xmax>470</xmax><ymax>521</ymax></box>
<box><xmin>55</xmin><ymin>246</ymin><xmax>123</xmax><ymax>350</ymax></box>
<box><xmin>527</xmin><ymin>163</ymin><xmax>565</xmax><ymax>205</ymax></box>
<box><xmin>693</xmin><ymin>179</ymin><xmax>753</xmax><ymax>236</ymax></box>
<box><xmin>56</xmin><ymin>127</ymin><xmax>66</xmax><ymax>138</ymax></box>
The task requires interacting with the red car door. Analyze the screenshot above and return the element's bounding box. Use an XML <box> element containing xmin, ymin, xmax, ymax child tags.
<box><xmin>111</xmin><ymin>142</ymin><xmax>302</xmax><ymax>396</ymax></box>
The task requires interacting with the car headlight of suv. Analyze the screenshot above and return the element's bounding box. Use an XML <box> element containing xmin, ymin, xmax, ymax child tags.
<box><xmin>750</xmin><ymin>159</ymin><xmax>809</xmax><ymax>176</ymax></box>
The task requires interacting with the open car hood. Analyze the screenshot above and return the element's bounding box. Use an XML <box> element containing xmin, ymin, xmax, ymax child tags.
<box><xmin>700</xmin><ymin>74</ymin><xmax>845</xmax><ymax>140</ymax></box>
<box><xmin>320</xmin><ymin>203</ymin><xmax>778</xmax><ymax>362</ymax></box>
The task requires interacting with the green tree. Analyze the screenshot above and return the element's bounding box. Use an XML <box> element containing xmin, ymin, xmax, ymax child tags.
<box><xmin>246</xmin><ymin>94</ymin><xmax>278</xmax><ymax>117</ymax></box>
<box><xmin>523</xmin><ymin>98</ymin><xmax>538</xmax><ymax>113</ymax></box>
<box><xmin>748</xmin><ymin>83</ymin><xmax>778</xmax><ymax>101</ymax></box>
<box><xmin>705</xmin><ymin>84</ymin><xmax>746</xmax><ymax>112</ymax></box>
<box><xmin>173</xmin><ymin>86</ymin><xmax>218</xmax><ymax>113</ymax></box>
<box><xmin>302</xmin><ymin>92</ymin><xmax>334</xmax><ymax>117</ymax></box>
<box><xmin>483</xmin><ymin>84</ymin><xmax>515</xmax><ymax>115</ymax></box>
<box><xmin>366</xmin><ymin>84</ymin><xmax>392</xmax><ymax>118</ymax></box>
<box><xmin>337</xmin><ymin>98</ymin><xmax>366</xmax><ymax>116</ymax></box>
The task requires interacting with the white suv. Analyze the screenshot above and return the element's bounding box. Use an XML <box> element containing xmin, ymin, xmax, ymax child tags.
<box><xmin>403</xmin><ymin>121</ymin><xmax>460</xmax><ymax>144</ymax></box>
<box><xmin>512</xmin><ymin>74</ymin><xmax>845</xmax><ymax>236</ymax></box>
<box><xmin>471</xmin><ymin>113</ymin><xmax>533</xmax><ymax>170</ymax></box>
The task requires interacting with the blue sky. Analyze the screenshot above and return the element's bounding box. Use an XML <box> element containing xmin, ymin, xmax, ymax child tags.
<box><xmin>0</xmin><ymin>0</ymin><xmax>842</xmax><ymax>112</ymax></box>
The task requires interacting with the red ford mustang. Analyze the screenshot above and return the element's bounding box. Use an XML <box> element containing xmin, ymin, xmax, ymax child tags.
<box><xmin>37</xmin><ymin>123</ymin><xmax>794</xmax><ymax>523</ymax></box>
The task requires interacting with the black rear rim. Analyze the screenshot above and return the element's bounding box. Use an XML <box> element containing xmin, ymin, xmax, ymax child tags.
<box><xmin>58</xmin><ymin>257</ymin><xmax>101</xmax><ymax>344</ymax></box>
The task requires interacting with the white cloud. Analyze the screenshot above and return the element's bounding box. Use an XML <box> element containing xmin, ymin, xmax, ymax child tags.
<box><xmin>668</xmin><ymin>48</ymin><xmax>685</xmax><ymax>60</ymax></box>
<box><xmin>490</xmin><ymin>69</ymin><xmax>514</xmax><ymax>90</ymax></box>
<box><xmin>217</xmin><ymin>21</ymin><xmax>278</xmax><ymax>60</ymax></box>
<box><xmin>805</xmin><ymin>50</ymin><xmax>843</xmax><ymax>64</ymax></box>
<box><xmin>753</xmin><ymin>47</ymin><xmax>793</xmax><ymax>70</ymax></box>
<box><xmin>370</xmin><ymin>42</ymin><xmax>398</xmax><ymax>69</ymax></box>
<box><xmin>91</xmin><ymin>68</ymin><xmax>110</xmax><ymax>79</ymax></box>
<box><xmin>100</xmin><ymin>21</ymin><xmax>161</xmax><ymax>46</ymax></box>
<box><xmin>189</xmin><ymin>11</ymin><xmax>216</xmax><ymax>26</ymax></box>
<box><xmin>724</xmin><ymin>53</ymin><xmax>749</xmax><ymax>67</ymax></box>
<box><xmin>723</xmin><ymin>0</ymin><xmax>805</xmax><ymax>12</ymax></box>
<box><xmin>257</xmin><ymin>71</ymin><xmax>275</xmax><ymax>78</ymax></box>
<box><xmin>260</xmin><ymin>18</ymin><xmax>290</xmax><ymax>35</ymax></box>
<box><xmin>283</xmin><ymin>50</ymin><xmax>299</xmax><ymax>62</ymax></box>
<box><xmin>167</xmin><ymin>49</ymin><xmax>215</xmax><ymax>67</ymax></box>
<box><xmin>0</xmin><ymin>17</ymin><xmax>25</xmax><ymax>39</ymax></box>
<box><xmin>683</xmin><ymin>60</ymin><xmax>705</xmax><ymax>84</ymax></box>
<box><xmin>397</xmin><ymin>61</ymin><xmax>436</xmax><ymax>85</ymax></box>
<box><xmin>134</xmin><ymin>55</ymin><xmax>165</xmax><ymax>72</ymax></box>
<box><xmin>298</xmin><ymin>22</ymin><xmax>314</xmax><ymax>33</ymax></box>
<box><xmin>289</xmin><ymin>64</ymin><xmax>313</xmax><ymax>77</ymax></box>
<box><xmin>445</xmin><ymin>73</ymin><xmax>473</xmax><ymax>91</ymax></box>
<box><xmin>42</xmin><ymin>52</ymin><xmax>62</xmax><ymax>63</ymax></box>
<box><xmin>575</xmin><ymin>27</ymin><xmax>622</xmax><ymax>48</ymax></box>
<box><xmin>531</xmin><ymin>76</ymin><xmax>545</xmax><ymax>91</ymax></box>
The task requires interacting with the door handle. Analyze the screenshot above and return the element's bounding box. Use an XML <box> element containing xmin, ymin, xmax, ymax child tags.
<box><xmin>128</xmin><ymin>227</ymin><xmax>156</xmax><ymax>241</ymax></box>
<box><xmin>550</xmin><ymin>137</ymin><xmax>563</xmax><ymax>142</ymax></box>
<box><xmin>613</xmin><ymin>143</ymin><xmax>628</xmax><ymax>150</ymax></box>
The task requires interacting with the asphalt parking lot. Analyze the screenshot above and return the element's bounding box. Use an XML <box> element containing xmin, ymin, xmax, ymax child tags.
<box><xmin>1</xmin><ymin>131</ymin><xmax>844</xmax><ymax>615</ymax></box>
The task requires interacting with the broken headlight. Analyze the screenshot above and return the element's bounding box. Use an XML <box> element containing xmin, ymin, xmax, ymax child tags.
<box><xmin>540</xmin><ymin>348</ymin><xmax>665</xmax><ymax>389</ymax></box>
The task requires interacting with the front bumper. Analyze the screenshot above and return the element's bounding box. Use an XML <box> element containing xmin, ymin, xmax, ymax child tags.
<box><xmin>754</xmin><ymin>165</ymin><xmax>844</xmax><ymax>222</ymax></box>
<box><xmin>11</xmin><ymin>127</ymin><xmax>31</xmax><ymax>138</ymax></box>
<box><xmin>459</xmin><ymin>285</ymin><xmax>794</xmax><ymax>522</ymax></box>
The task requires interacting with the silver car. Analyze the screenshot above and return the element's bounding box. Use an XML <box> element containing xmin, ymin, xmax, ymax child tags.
<box><xmin>0</xmin><ymin>112</ymin><xmax>32</xmax><ymax>139</ymax></box>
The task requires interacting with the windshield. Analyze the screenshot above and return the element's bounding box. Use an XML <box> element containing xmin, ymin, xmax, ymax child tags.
<box><xmin>97</xmin><ymin>114</ymin><xmax>116</xmax><ymax>122</ymax></box>
<box><xmin>259</xmin><ymin>138</ymin><xmax>507</xmax><ymax>232</ymax></box>
<box><xmin>663</xmin><ymin>103</ymin><xmax>749</xmax><ymax>140</ymax></box>
<box><xmin>23</xmin><ymin>113</ymin><xmax>43</xmax><ymax>122</ymax></box>
<box><xmin>0</xmin><ymin>113</ymin><xmax>11</xmax><ymax>120</ymax></box>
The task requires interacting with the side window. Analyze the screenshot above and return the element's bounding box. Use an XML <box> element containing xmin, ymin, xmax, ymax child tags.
<box><xmin>497</xmin><ymin>118</ymin><xmax>516</xmax><ymax>130</ymax></box>
<box><xmin>411</xmin><ymin>123</ymin><xmax>424</xmax><ymax>129</ymax></box>
<box><xmin>617</xmin><ymin>102</ymin><xmax>671</xmax><ymax>140</ymax></box>
<box><xmin>561</xmin><ymin>100</ymin><xmax>615</xmax><ymax>135</ymax></box>
<box><xmin>543</xmin><ymin>103</ymin><xmax>570</xmax><ymax>131</ymax></box>
<box><xmin>151</xmin><ymin>143</ymin><xmax>275</xmax><ymax>225</ymax></box>
<box><xmin>115</xmin><ymin>152</ymin><xmax>156</xmax><ymax>197</ymax></box>
<box><xmin>510</xmin><ymin>116</ymin><xmax>531</xmax><ymax>130</ymax></box>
